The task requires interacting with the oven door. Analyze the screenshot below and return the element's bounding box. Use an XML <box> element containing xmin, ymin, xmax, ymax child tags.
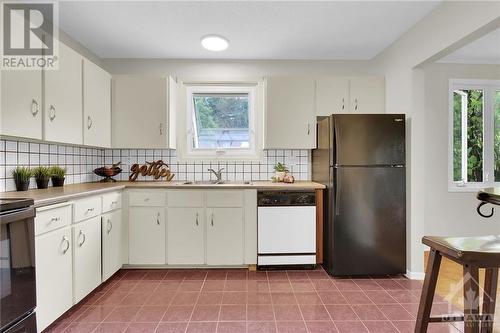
<box><xmin>0</xmin><ymin>207</ymin><xmax>36</xmax><ymax>331</ymax></box>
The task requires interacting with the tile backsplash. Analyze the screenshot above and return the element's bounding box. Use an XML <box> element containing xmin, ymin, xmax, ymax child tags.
<box><xmin>0</xmin><ymin>139</ymin><xmax>310</xmax><ymax>192</ymax></box>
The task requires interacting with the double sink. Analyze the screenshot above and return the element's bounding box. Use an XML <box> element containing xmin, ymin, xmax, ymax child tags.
<box><xmin>180</xmin><ymin>180</ymin><xmax>253</xmax><ymax>185</ymax></box>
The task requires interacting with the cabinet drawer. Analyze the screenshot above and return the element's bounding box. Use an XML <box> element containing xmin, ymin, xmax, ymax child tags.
<box><xmin>102</xmin><ymin>191</ymin><xmax>122</xmax><ymax>212</ymax></box>
<box><xmin>35</xmin><ymin>203</ymin><xmax>72</xmax><ymax>236</ymax></box>
<box><xmin>74</xmin><ymin>196</ymin><xmax>102</xmax><ymax>222</ymax></box>
<box><xmin>167</xmin><ymin>191</ymin><xmax>204</xmax><ymax>207</ymax></box>
<box><xmin>128</xmin><ymin>191</ymin><xmax>166</xmax><ymax>207</ymax></box>
<box><xmin>206</xmin><ymin>191</ymin><xmax>243</xmax><ymax>207</ymax></box>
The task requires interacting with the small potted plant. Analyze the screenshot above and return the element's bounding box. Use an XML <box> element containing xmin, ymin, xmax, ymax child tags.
<box><xmin>33</xmin><ymin>166</ymin><xmax>51</xmax><ymax>189</ymax></box>
<box><xmin>12</xmin><ymin>167</ymin><xmax>32</xmax><ymax>191</ymax></box>
<box><xmin>50</xmin><ymin>166</ymin><xmax>66</xmax><ymax>187</ymax></box>
<box><xmin>274</xmin><ymin>162</ymin><xmax>289</xmax><ymax>182</ymax></box>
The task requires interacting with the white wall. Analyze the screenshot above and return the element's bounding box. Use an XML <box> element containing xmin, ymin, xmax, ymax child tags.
<box><xmin>101</xmin><ymin>59</ymin><xmax>378</xmax><ymax>78</ymax></box>
<box><xmin>373</xmin><ymin>1</ymin><xmax>500</xmax><ymax>277</ymax></box>
<box><xmin>423</xmin><ymin>63</ymin><xmax>500</xmax><ymax>237</ymax></box>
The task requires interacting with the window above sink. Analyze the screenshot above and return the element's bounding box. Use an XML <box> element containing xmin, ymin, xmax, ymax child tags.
<box><xmin>179</xmin><ymin>81</ymin><xmax>264</xmax><ymax>162</ymax></box>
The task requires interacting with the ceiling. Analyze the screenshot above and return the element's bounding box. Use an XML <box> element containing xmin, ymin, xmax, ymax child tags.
<box><xmin>58</xmin><ymin>1</ymin><xmax>440</xmax><ymax>60</ymax></box>
<box><xmin>438</xmin><ymin>28</ymin><xmax>500</xmax><ymax>64</ymax></box>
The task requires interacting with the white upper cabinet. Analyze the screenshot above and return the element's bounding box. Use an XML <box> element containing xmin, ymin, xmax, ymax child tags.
<box><xmin>83</xmin><ymin>59</ymin><xmax>111</xmax><ymax>147</ymax></box>
<box><xmin>112</xmin><ymin>75</ymin><xmax>178</xmax><ymax>149</ymax></box>
<box><xmin>316</xmin><ymin>77</ymin><xmax>349</xmax><ymax>116</ymax></box>
<box><xmin>265</xmin><ymin>77</ymin><xmax>316</xmax><ymax>149</ymax></box>
<box><xmin>348</xmin><ymin>77</ymin><xmax>385</xmax><ymax>114</ymax></box>
<box><xmin>44</xmin><ymin>42</ymin><xmax>83</xmax><ymax>144</ymax></box>
<box><xmin>1</xmin><ymin>70</ymin><xmax>43</xmax><ymax>139</ymax></box>
<box><xmin>316</xmin><ymin>76</ymin><xmax>385</xmax><ymax>115</ymax></box>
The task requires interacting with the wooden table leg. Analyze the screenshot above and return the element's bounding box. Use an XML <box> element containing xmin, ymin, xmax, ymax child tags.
<box><xmin>415</xmin><ymin>249</ymin><xmax>442</xmax><ymax>333</ymax></box>
<box><xmin>481</xmin><ymin>268</ymin><xmax>498</xmax><ymax>333</ymax></box>
<box><xmin>464</xmin><ymin>264</ymin><xmax>480</xmax><ymax>333</ymax></box>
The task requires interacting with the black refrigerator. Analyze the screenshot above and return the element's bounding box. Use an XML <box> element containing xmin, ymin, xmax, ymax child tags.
<box><xmin>312</xmin><ymin>114</ymin><xmax>406</xmax><ymax>276</ymax></box>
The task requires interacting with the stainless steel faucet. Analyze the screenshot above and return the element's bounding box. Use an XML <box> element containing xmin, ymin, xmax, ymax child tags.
<box><xmin>208</xmin><ymin>168</ymin><xmax>224</xmax><ymax>183</ymax></box>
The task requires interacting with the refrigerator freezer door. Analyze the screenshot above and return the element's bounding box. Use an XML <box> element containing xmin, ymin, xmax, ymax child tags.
<box><xmin>327</xmin><ymin>166</ymin><xmax>406</xmax><ymax>276</ymax></box>
<box><xmin>332</xmin><ymin>114</ymin><xmax>405</xmax><ymax>166</ymax></box>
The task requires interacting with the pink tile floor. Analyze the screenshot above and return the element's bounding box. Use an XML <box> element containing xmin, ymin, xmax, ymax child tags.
<box><xmin>44</xmin><ymin>267</ymin><xmax>464</xmax><ymax>333</ymax></box>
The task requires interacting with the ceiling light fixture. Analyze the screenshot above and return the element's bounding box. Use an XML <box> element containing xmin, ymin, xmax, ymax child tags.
<box><xmin>201</xmin><ymin>35</ymin><xmax>229</xmax><ymax>52</ymax></box>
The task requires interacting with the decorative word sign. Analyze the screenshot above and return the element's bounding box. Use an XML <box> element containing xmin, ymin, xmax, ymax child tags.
<box><xmin>129</xmin><ymin>160</ymin><xmax>175</xmax><ymax>181</ymax></box>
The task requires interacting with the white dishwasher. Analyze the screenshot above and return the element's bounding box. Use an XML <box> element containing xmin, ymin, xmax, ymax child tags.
<box><xmin>257</xmin><ymin>191</ymin><xmax>316</xmax><ymax>268</ymax></box>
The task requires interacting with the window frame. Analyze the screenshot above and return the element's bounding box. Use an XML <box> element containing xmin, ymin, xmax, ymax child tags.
<box><xmin>184</xmin><ymin>83</ymin><xmax>259</xmax><ymax>160</ymax></box>
<box><xmin>448</xmin><ymin>79</ymin><xmax>500</xmax><ymax>191</ymax></box>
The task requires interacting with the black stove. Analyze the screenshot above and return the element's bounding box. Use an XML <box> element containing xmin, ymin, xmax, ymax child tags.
<box><xmin>0</xmin><ymin>198</ymin><xmax>37</xmax><ymax>333</ymax></box>
<box><xmin>0</xmin><ymin>199</ymin><xmax>34</xmax><ymax>213</ymax></box>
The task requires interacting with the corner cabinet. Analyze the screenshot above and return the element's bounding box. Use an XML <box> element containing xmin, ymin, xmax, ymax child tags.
<box><xmin>44</xmin><ymin>42</ymin><xmax>83</xmax><ymax>145</ymax></box>
<box><xmin>265</xmin><ymin>77</ymin><xmax>316</xmax><ymax>149</ymax></box>
<box><xmin>0</xmin><ymin>69</ymin><xmax>43</xmax><ymax>139</ymax></box>
<box><xmin>83</xmin><ymin>59</ymin><xmax>111</xmax><ymax>147</ymax></box>
<box><xmin>129</xmin><ymin>208</ymin><xmax>166</xmax><ymax>264</ymax></box>
<box><xmin>111</xmin><ymin>75</ymin><xmax>178</xmax><ymax>149</ymax></box>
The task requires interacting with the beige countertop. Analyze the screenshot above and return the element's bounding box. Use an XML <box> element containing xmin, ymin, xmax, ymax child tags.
<box><xmin>0</xmin><ymin>181</ymin><xmax>325</xmax><ymax>206</ymax></box>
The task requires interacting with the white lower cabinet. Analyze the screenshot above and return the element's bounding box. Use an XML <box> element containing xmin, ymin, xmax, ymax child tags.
<box><xmin>102</xmin><ymin>209</ymin><xmax>123</xmax><ymax>281</ymax></box>
<box><xmin>167</xmin><ymin>208</ymin><xmax>204</xmax><ymax>265</ymax></box>
<box><xmin>72</xmin><ymin>216</ymin><xmax>102</xmax><ymax>303</ymax></box>
<box><xmin>206</xmin><ymin>208</ymin><xmax>244</xmax><ymax>265</ymax></box>
<box><xmin>35</xmin><ymin>226</ymin><xmax>73</xmax><ymax>332</ymax></box>
<box><xmin>129</xmin><ymin>207</ymin><xmax>166</xmax><ymax>264</ymax></box>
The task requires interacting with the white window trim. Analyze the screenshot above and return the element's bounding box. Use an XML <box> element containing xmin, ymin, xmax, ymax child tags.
<box><xmin>178</xmin><ymin>80</ymin><xmax>264</xmax><ymax>162</ymax></box>
<box><xmin>448</xmin><ymin>79</ymin><xmax>500</xmax><ymax>192</ymax></box>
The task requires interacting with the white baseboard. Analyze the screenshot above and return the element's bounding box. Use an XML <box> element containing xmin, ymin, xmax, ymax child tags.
<box><xmin>406</xmin><ymin>269</ymin><xmax>425</xmax><ymax>280</ymax></box>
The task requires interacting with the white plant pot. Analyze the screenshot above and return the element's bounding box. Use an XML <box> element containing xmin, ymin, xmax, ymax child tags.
<box><xmin>275</xmin><ymin>171</ymin><xmax>286</xmax><ymax>181</ymax></box>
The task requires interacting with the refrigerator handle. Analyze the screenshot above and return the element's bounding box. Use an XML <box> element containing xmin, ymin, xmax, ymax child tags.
<box><xmin>335</xmin><ymin>171</ymin><xmax>341</xmax><ymax>216</ymax></box>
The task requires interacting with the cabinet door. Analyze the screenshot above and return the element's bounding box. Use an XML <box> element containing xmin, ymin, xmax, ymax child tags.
<box><xmin>167</xmin><ymin>208</ymin><xmax>204</xmax><ymax>265</ymax></box>
<box><xmin>129</xmin><ymin>207</ymin><xmax>166</xmax><ymax>264</ymax></box>
<box><xmin>35</xmin><ymin>227</ymin><xmax>73</xmax><ymax>331</ymax></box>
<box><xmin>349</xmin><ymin>77</ymin><xmax>385</xmax><ymax>114</ymax></box>
<box><xmin>83</xmin><ymin>59</ymin><xmax>111</xmax><ymax>147</ymax></box>
<box><xmin>73</xmin><ymin>216</ymin><xmax>102</xmax><ymax>303</ymax></box>
<box><xmin>44</xmin><ymin>42</ymin><xmax>83</xmax><ymax>144</ymax></box>
<box><xmin>112</xmin><ymin>76</ymin><xmax>167</xmax><ymax>148</ymax></box>
<box><xmin>167</xmin><ymin>76</ymin><xmax>178</xmax><ymax>149</ymax></box>
<box><xmin>265</xmin><ymin>77</ymin><xmax>316</xmax><ymax>149</ymax></box>
<box><xmin>102</xmin><ymin>210</ymin><xmax>122</xmax><ymax>281</ymax></box>
<box><xmin>1</xmin><ymin>70</ymin><xmax>43</xmax><ymax>139</ymax></box>
<box><xmin>316</xmin><ymin>77</ymin><xmax>349</xmax><ymax>116</ymax></box>
<box><xmin>206</xmin><ymin>208</ymin><xmax>244</xmax><ymax>265</ymax></box>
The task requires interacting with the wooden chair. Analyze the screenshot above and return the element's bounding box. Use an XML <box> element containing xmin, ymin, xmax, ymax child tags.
<box><xmin>415</xmin><ymin>235</ymin><xmax>500</xmax><ymax>333</ymax></box>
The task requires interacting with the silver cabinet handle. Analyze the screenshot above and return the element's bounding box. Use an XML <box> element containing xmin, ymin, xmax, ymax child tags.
<box><xmin>307</xmin><ymin>124</ymin><xmax>311</xmax><ymax>135</ymax></box>
<box><xmin>78</xmin><ymin>230</ymin><xmax>86</xmax><ymax>246</ymax></box>
<box><xmin>111</xmin><ymin>201</ymin><xmax>118</xmax><ymax>205</ymax></box>
<box><xmin>211</xmin><ymin>213</ymin><xmax>214</xmax><ymax>227</ymax></box>
<box><xmin>107</xmin><ymin>219</ymin><xmax>113</xmax><ymax>234</ymax></box>
<box><xmin>341</xmin><ymin>98</ymin><xmax>345</xmax><ymax>110</ymax></box>
<box><xmin>144</xmin><ymin>198</ymin><xmax>150</xmax><ymax>202</ymax></box>
<box><xmin>49</xmin><ymin>105</ymin><xmax>56</xmax><ymax>121</ymax></box>
<box><xmin>61</xmin><ymin>236</ymin><xmax>70</xmax><ymax>254</ymax></box>
<box><xmin>50</xmin><ymin>217</ymin><xmax>61</xmax><ymax>222</ymax></box>
<box><xmin>195</xmin><ymin>212</ymin><xmax>199</xmax><ymax>226</ymax></box>
<box><xmin>31</xmin><ymin>99</ymin><xmax>39</xmax><ymax>116</ymax></box>
<box><xmin>354</xmin><ymin>98</ymin><xmax>358</xmax><ymax>111</ymax></box>
<box><xmin>86</xmin><ymin>207</ymin><xmax>94</xmax><ymax>214</ymax></box>
<box><xmin>159</xmin><ymin>123</ymin><xmax>163</xmax><ymax>135</ymax></box>
<box><xmin>156</xmin><ymin>212</ymin><xmax>160</xmax><ymax>225</ymax></box>
<box><xmin>87</xmin><ymin>116</ymin><xmax>93</xmax><ymax>129</ymax></box>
